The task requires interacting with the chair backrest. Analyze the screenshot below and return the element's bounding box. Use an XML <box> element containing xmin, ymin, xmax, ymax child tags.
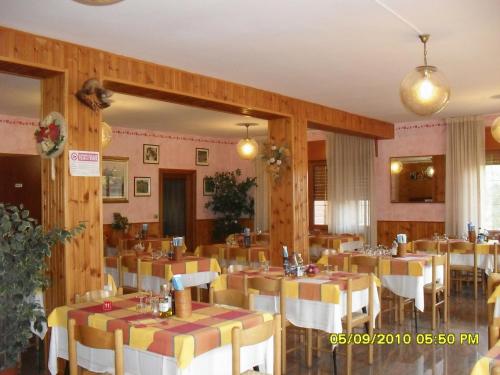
<box><xmin>209</xmin><ymin>275</ymin><xmax>249</xmax><ymax>309</ymax></box>
<box><xmin>231</xmin><ymin>314</ymin><xmax>281</xmax><ymax>375</ymax></box>
<box><xmin>228</xmin><ymin>247</ymin><xmax>250</xmax><ymax>264</ymax></box>
<box><xmin>68</xmin><ymin>318</ymin><xmax>124</xmax><ymax>375</ymax></box>
<box><xmin>345</xmin><ymin>274</ymin><xmax>373</xmax><ymax>332</ymax></box>
<box><xmin>247</xmin><ymin>277</ymin><xmax>281</xmax><ymax>311</ymax></box>
<box><xmin>349</xmin><ymin>255</ymin><xmax>379</xmax><ymax>275</ymax></box>
<box><xmin>75</xmin><ymin>287</ymin><xmax>123</xmax><ymax>303</ymax></box>
<box><xmin>198</xmin><ymin>245</ymin><xmax>225</xmax><ymax>260</ymax></box>
<box><xmin>412</xmin><ymin>240</ymin><xmax>439</xmax><ymax>254</ymax></box>
<box><xmin>120</xmin><ymin>255</ymin><xmax>142</xmax><ymax>291</ymax></box>
<box><xmin>325</xmin><ymin>254</ymin><xmax>351</xmax><ymax>272</ymax></box>
<box><xmin>448</xmin><ymin>241</ymin><xmax>475</xmax><ymax>254</ymax></box>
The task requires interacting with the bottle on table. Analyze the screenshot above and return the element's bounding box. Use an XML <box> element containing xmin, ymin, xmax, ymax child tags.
<box><xmin>159</xmin><ymin>283</ymin><xmax>173</xmax><ymax>318</ymax></box>
<box><xmin>243</xmin><ymin>227</ymin><xmax>251</xmax><ymax>248</ymax></box>
<box><xmin>296</xmin><ymin>253</ymin><xmax>304</xmax><ymax>277</ymax></box>
<box><xmin>282</xmin><ymin>245</ymin><xmax>290</xmax><ymax>276</ymax></box>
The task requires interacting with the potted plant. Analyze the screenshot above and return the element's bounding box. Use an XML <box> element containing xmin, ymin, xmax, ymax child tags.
<box><xmin>205</xmin><ymin>169</ymin><xmax>256</xmax><ymax>242</ymax></box>
<box><xmin>0</xmin><ymin>203</ymin><xmax>84</xmax><ymax>374</ymax></box>
<box><xmin>109</xmin><ymin>212</ymin><xmax>129</xmax><ymax>246</ymax></box>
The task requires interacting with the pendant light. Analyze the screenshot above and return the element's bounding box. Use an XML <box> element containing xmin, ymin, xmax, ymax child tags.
<box><xmin>101</xmin><ymin>121</ymin><xmax>112</xmax><ymax>149</ymax></box>
<box><xmin>236</xmin><ymin>123</ymin><xmax>259</xmax><ymax>160</ymax></box>
<box><xmin>73</xmin><ymin>0</ymin><xmax>124</xmax><ymax>5</ymax></box>
<box><xmin>390</xmin><ymin>160</ymin><xmax>403</xmax><ymax>174</ymax></box>
<box><xmin>400</xmin><ymin>34</ymin><xmax>450</xmax><ymax>116</ymax></box>
<box><xmin>492</xmin><ymin>117</ymin><xmax>500</xmax><ymax>143</ymax></box>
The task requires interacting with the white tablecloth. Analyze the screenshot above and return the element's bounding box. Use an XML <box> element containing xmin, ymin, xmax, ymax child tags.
<box><xmin>105</xmin><ymin>267</ymin><xmax>218</xmax><ymax>293</ymax></box>
<box><xmin>49</xmin><ymin>323</ymin><xmax>274</xmax><ymax>375</ymax></box>
<box><xmin>252</xmin><ymin>278</ymin><xmax>380</xmax><ymax>334</ymax></box>
<box><xmin>449</xmin><ymin>253</ymin><xmax>494</xmax><ymax>274</ymax></box>
<box><xmin>381</xmin><ymin>265</ymin><xmax>444</xmax><ymax>312</ymax></box>
<box><xmin>340</xmin><ymin>240</ymin><xmax>364</xmax><ymax>252</ymax></box>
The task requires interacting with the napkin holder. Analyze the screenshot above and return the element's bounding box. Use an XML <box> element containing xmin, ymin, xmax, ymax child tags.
<box><xmin>174</xmin><ymin>246</ymin><xmax>183</xmax><ymax>261</ymax></box>
<box><xmin>468</xmin><ymin>230</ymin><xmax>476</xmax><ymax>243</ymax></box>
<box><xmin>397</xmin><ymin>243</ymin><xmax>409</xmax><ymax>257</ymax></box>
<box><xmin>175</xmin><ymin>288</ymin><xmax>192</xmax><ymax>318</ymax></box>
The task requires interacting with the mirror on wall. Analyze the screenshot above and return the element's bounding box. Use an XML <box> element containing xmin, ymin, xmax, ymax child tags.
<box><xmin>390</xmin><ymin>155</ymin><xmax>445</xmax><ymax>203</ymax></box>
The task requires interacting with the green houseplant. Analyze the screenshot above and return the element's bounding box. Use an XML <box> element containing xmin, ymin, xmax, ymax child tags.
<box><xmin>0</xmin><ymin>203</ymin><xmax>84</xmax><ymax>373</ymax></box>
<box><xmin>205</xmin><ymin>169</ymin><xmax>257</xmax><ymax>241</ymax></box>
<box><xmin>109</xmin><ymin>212</ymin><xmax>129</xmax><ymax>246</ymax></box>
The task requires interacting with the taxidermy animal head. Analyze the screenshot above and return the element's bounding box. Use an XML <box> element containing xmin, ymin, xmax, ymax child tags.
<box><xmin>76</xmin><ymin>78</ymin><xmax>113</xmax><ymax>111</ymax></box>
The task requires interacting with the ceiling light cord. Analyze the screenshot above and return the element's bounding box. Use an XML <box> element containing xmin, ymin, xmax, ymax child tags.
<box><xmin>373</xmin><ymin>0</ymin><xmax>423</xmax><ymax>35</ymax></box>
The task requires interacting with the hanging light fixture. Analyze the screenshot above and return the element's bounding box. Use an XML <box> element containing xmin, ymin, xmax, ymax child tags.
<box><xmin>492</xmin><ymin>117</ymin><xmax>500</xmax><ymax>143</ymax></box>
<box><xmin>73</xmin><ymin>0</ymin><xmax>124</xmax><ymax>5</ymax></box>
<box><xmin>101</xmin><ymin>121</ymin><xmax>112</xmax><ymax>149</ymax></box>
<box><xmin>400</xmin><ymin>34</ymin><xmax>450</xmax><ymax>116</ymax></box>
<box><xmin>236</xmin><ymin>123</ymin><xmax>259</xmax><ymax>160</ymax></box>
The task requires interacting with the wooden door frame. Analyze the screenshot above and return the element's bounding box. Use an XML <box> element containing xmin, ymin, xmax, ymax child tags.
<box><xmin>159</xmin><ymin>168</ymin><xmax>196</xmax><ymax>251</ymax></box>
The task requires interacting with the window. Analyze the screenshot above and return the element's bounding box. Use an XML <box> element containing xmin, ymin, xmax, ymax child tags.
<box><xmin>309</xmin><ymin>161</ymin><xmax>328</xmax><ymax>228</ymax></box>
<box><xmin>484</xmin><ymin>150</ymin><xmax>500</xmax><ymax>230</ymax></box>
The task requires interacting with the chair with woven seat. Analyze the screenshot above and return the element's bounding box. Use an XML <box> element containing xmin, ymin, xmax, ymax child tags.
<box><xmin>423</xmin><ymin>255</ymin><xmax>448</xmax><ymax>330</ymax></box>
<box><xmin>447</xmin><ymin>241</ymin><xmax>479</xmax><ymax>298</ymax></box>
<box><xmin>68</xmin><ymin>318</ymin><xmax>124</xmax><ymax>375</ymax></box>
<box><xmin>231</xmin><ymin>314</ymin><xmax>281</xmax><ymax>375</ymax></box>
<box><xmin>411</xmin><ymin>240</ymin><xmax>440</xmax><ymax>254</ymax></box>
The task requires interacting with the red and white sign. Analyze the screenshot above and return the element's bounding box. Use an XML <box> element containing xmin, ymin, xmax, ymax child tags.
<box><xmin>69</xmin><ymin>150</ymin><xmax>100</xmax><ymax>177</ymax></box>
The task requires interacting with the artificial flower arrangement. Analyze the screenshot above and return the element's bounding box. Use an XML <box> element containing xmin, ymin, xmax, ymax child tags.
<box><xmin>262</xmin><ymin>143</ymin><xmax>291</xmax><ymax>181</ymax></box>
<box><xmin>34</xmin><ymin>112</ymin><xmax>67</xmax><ymax>158</ymax></box>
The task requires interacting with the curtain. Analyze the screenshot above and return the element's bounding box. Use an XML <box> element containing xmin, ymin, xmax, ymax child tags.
<box><xmin>254</xmin><ymin>142</ymin><xmax>269</xmax><ymax>231</ymax></box>
<box><xmin>445</xmin><ymin>116</ymin><xmax>485</xmax><ymax>236</ymax></box>
<box><xmin>326</xmin><ymin>133</ymin><xmax>376</xmax><ymax>245</ymax></box>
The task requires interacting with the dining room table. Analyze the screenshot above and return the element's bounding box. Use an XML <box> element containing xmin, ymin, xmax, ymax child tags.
<box><xmin>317</xmin><ymin>252</ymin><xmax>444</xmax><ymax>312</ymax></box>
<box><xmin>47</xmin><ymin>292</ymin><xmax>275</xmax><ymax>375</ymax></box>
<box><xmin>105</xmin><ymin>255</ymin><xmax>221</xmax><ymax>293</ymax></box>
<box><xmin>437</xmin><ymin>239</ymin><xmax>498</xmax><ymax>275</ymax></box>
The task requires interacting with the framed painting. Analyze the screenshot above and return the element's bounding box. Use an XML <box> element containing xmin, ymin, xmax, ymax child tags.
<box><xmin>134</xmin><ymin>177</ymin><xmax>151</xmax><ymax>197</ymax></box>
<box><xmin>196</xmin><ymin>148</ymin><xmax>209</xmax><ymax>166</ymax></box>
<box><xmin>203</xmin><ymin>176</ymin><xmax>215</xmax><ymax>196</ymax></box>
<box><xmin>102</xmin><ymin>156</ymin><xmax>128</xmax><ymax>203</ymax></box>
<box><xmin>143</xmin><ymin>144</ymin><xmax>159</xmax><ymax>164</ymax></box>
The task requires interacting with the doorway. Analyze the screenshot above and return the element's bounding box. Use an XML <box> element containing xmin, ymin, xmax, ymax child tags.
<box><xmin>159</xmin><ymin>169</ymin><xmax>196</xmax><ymax>251</ymax></box>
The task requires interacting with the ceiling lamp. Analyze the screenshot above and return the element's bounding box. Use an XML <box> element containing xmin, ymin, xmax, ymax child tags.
<box><xmin>73</xmin><ymin>0</ymin><xmax>124</xmax><ymax>5</ymax></box>
<box><xmin>492</xmin><ymin>117</ymin><xmax>500</xmax><ymax>143</ymax></box>
<box><xmin>236</xmin><ymin>123</ymin><xmax>259</xmax><ymax>160</ymax></box>
<box><xmin>425</xmin><ymin>166</ymin><xmax>435</xmax><ymax>178</ymax></box>
<box><xmin>101</xmin><ymin>121</ymin><xmax>112</xmax><ymax>149</ymax></box>
<box><xmin>400</xmin><ymin>34</ymin><xmax>450</xmax><ymax>116</ymax></box>
<box><xmin>390</xmin><ymin>160</ymin><xmax>403</xmax><ymax>174</ymax></box>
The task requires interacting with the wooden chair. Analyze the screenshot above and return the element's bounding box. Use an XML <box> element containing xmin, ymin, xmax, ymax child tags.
<box><xmin>68</xmin><ymin>318</ymin><xmax>124</xmax><ymax>375</ymax></box>
<box><xmin>309</xmin><ymin>236</ymin><xmax>330</xmax><ymax>262</ymax></box>
<box><xmin>75</xmin><ymin>287</ymin><xmax>123</xmax><ymax>303</ymax></box>
<box><xmin>228</xmin><ymin>247</ymin><xmax>250</xmax><ymax>265</ymax></box>
<box><xmin>231</xmin><ymin>314</ymin><xmax>281</xmax><ymax>375</ymax></box>
<box><xmin>335</xmin><ymin>273</ymin><xmax>374</xmax><ymax>375</ymax></box>
<box><xmin>195</xmin><ymin>244</ymin><xmax>225</xmax><ymax>262</ymax></box>
<box><xmin>423</xmin><ymin>255</ymin><xmax>448</xmax><ymax>330</ymax></box>
<box><xmin>411</xmin><ymin>240</ymin><xmax>440</xmax><ymax>254</ymax></box>
<box><xmin>209</xmin><ymin>275</ymin><xmax>249</xmax><ymax>309</ymax></box>
<box><xmin>320</xmin><ymin>252</ymin><xmax>351</xmax><ymax>272</ymax></box>
<box><xmin>120</xmin><ymin>255</ymin><xmax>142</xmax><ymax>292</ymax></box>
<box><xmin>447</xmin><ymin>241</ymin><xmax>479</xmax><ymax>298</ymax></box>
<box><xmin>488</xmin><ymin>273</ymin><xmax>500</xmax><ymax>348</ymax></box>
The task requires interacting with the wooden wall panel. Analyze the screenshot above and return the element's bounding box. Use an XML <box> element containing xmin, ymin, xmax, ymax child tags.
<box><xmin>377</xmin><ymin>220</ymin><xmax>445</xmax><ymax>247</ymax></box>
<box><xmin>0</xmin><ymin>25</ymin><xmax>394</xmax><ymax>312</ymax></box>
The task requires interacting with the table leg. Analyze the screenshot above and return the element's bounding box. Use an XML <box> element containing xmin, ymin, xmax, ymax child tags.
<box><xmin>306</xmin><ymin>328</ymin><xmax>313</xmax><ymax>368</ymax></box>
<box><xmin>399</xmin><ymin>297</ymin><xmax>405</xmax><ymax>325</ymax></box>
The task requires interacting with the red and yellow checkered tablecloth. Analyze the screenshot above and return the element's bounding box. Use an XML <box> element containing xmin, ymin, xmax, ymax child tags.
<box><xmin>105</xmin><ymin>256</ymin><xmax>221</xmax><ymax>282</ymax></box>
<box><xmin>317</xmin><ymin>253</ymin><xmax>432</xmax><ymax>277</ymax></box>
<box><xmin>48</xmin><ymin>293</ymin><xmax>272</xmax><ymax>369</ymax></box>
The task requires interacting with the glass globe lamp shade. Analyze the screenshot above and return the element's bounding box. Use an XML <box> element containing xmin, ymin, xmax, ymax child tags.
<box><xmin>400</xmin><ymin>66</ymin><xmax>450</xmax><ymax>116</ymax></box>
<box><xmin>492</xmin><ymin>117</ymin><xmax>500</xmax><ymax>143</ymax></box>
<box><xmin>390</xmin><ymin>161</ymin><xmax>403</xmax><ymax>174</ymax></box>
<box><xmin>101</xmin><ymin>121</ymin><xmax>112</xmax><ymax>149</ymax></box>
<box><xmin>236</xmin><ymin>138</ymin><xmax>259</xmax><ymax>160</ymax></box>
<box><xmin>425</xmin><ymin>166</ymin><xmax>435</xmax><ymax>178</ymax></box>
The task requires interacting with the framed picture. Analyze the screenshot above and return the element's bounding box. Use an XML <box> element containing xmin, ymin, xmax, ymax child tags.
<box><xmin>203</xmin><ymin>177</ymin><xmax>215</xmax><ymax>196</ymax></box>
<box><xmin>134</xmin><ymin>177</ymin><xmax>151</xmax><ymax>197</ymax></box>
<box><xmin>143</xmin><ymin>144</ymin><xmax>159</xmax><ymax>164</ymax></box>
<box><xmin>102</xmin><ymin>157</ymin><xmax>128</xmax><ymax>203</ymax></box>
<box><xmin>196</xmin><ymin>148</ymin><xmax>209</xmax><ymax>166</ymax></box>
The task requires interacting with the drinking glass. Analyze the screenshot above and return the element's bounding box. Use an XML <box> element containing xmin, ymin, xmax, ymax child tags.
<box><xmin>325</xmin><ymin>263</ymin><xmax>332</xmax><ymax>275</ymax></box>
<box><xmin>150</xmin><ymin>296</ymin><xmax>160</xmax><ymax>317</ymax></box>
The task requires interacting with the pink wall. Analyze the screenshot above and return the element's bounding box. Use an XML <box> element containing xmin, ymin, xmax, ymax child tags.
<box><xmin>0</xmin><ymin>114</ymin><xmax>255</xmax><ymax>224</ymax></box>
<box><xmin>103</xmin><ymin>126</ymin><xmax>254</xmax><ymax>223</ymax></box>
<box><xmin>375</xmin><ymin>120</ymin><xmax>447</xmax><ymax>222</ymax></box>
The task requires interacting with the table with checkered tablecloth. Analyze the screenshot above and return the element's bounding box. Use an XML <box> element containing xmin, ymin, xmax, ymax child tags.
<box><xmin>48</xmin><ymin>293</ymin><xmax>274</xmax><ymax>375</ymax></box>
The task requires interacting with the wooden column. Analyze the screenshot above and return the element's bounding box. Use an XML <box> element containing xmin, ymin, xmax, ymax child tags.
<box><xmin>268</xmin><ymin>117</ymin><xmax>309</xmax><ymax>265</ymax></box>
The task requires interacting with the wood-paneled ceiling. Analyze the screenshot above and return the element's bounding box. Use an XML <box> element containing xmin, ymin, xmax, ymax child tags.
<box><xmin>2</xmin><ymin>0</ymin><xmax>500</xmax><ymax>123</ymax></box>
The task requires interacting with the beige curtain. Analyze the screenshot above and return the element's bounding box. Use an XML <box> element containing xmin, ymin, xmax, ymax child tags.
<box><xmin>326</xmin><ymin>133</ymin><xmax>377</xmax><ymax>245</ymax></box>
<box><xmin>254</xmin><ymin>142</ymin><xmax>269</xmax><ymax>231</ymax></box>
<box><xmin>445</xmin><ymin>116</ymin><xmax>485</xmax><ymax>236</ymax></box>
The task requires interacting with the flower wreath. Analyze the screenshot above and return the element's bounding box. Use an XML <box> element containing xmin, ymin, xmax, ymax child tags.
<box><xmin>34</xmin><ymin>112</ymin><xmax>67</xmax><ymax>180</ymax></box>
<box><xmin>262</xmin><ymin>143</ymin><xmax>290</xmax><ymax>182</ymax></box>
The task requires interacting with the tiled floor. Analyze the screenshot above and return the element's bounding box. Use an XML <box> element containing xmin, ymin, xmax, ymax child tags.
<box><xmin>21</xmin><ymin>286</ymin><xmax>488</xmax><ymax>375</ymax></box>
